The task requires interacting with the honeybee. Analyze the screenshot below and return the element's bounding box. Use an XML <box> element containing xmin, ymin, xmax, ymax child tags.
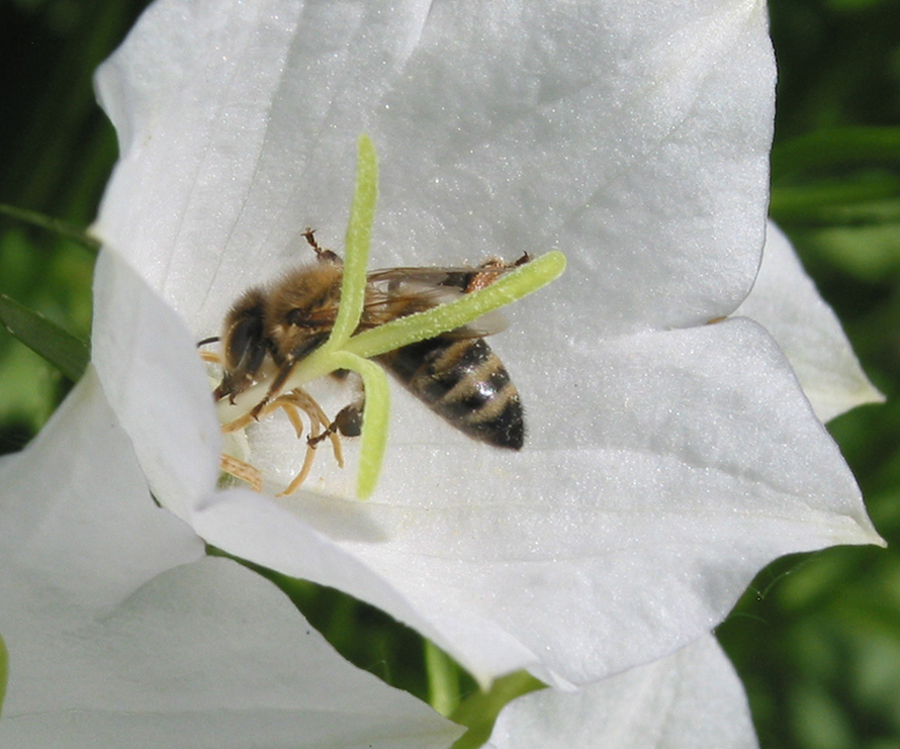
<box><xmin>201</xmin><ymin>230</ymin><xmax>527</xmax><ymax>493</ymax></box>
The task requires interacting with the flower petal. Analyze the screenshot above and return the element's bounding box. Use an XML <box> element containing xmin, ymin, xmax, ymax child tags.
<box><xmin>91</xmin><ymin>248</ymin><xmax>221</xmax><ymax>519</ymax></box>
<box><xmin>0</xmin><ymin>369</ymin><xmax>202</xmax><ymax>608</ymax></box>
<box><xmin>735</xmin><ymin>222</ymin><xmax>883</xmax><ymax>422</ymax></box>
<box><xmin>0</xmin><ymin>371</ymin><xmax>461</xmax><ymax>748</ymax></box>
<box><xmin>2</xmin><ymin>557</ymin><xmax>463</xmax><ymax>748</ymax></box>
<box><xmin>195</xmin><ymin>319</ymin><xmax>882</xmax><ymax>687</ymax></box>
<box><xmin>486</xmin><ymin>634</ymin><xmax>758</xmax><ymax>749</ymax></box>
<box><xmin>93</xmin><ymin>0</ymin><xmax>774</xmax><ymax>340</ymax></box>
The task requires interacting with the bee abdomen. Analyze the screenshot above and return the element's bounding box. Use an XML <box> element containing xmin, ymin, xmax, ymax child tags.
<box><xmin>379</xmin><ymin>337</ymin><xmax>524</xmax><ymax>450</ymax></box>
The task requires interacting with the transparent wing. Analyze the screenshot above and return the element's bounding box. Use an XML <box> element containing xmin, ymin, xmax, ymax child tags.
<box><xmin>362</xmin><ymin>265</ymin><xmax>515</xmax><ymax>338</ymax></box>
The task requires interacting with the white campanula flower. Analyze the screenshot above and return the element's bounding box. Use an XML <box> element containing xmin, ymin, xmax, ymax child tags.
<box><xmin>88</xmin><ymin>0</ymin><xmax>881</xmax><ymax>689</ymax></box>
<box><xmin>0</xmin><ymin>0</ymin><xmax>883</xmax><ymax>745</ymax></box>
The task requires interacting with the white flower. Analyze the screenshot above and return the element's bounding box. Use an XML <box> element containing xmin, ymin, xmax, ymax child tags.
<box><xmin>86</xmin><ymin>0</ymin><xmax>882</xmax><ymax>693</ymax></box>
<box><xmin>0</xmin><ymin>369</ymin><xmax>461</xmax><ymax>747</ymax></box>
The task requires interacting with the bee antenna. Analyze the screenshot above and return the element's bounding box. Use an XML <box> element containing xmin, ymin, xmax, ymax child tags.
<box><xmin>197</xmin><ymin>336</ymin><xmax>220</xmax><ymax>348</ymax></box>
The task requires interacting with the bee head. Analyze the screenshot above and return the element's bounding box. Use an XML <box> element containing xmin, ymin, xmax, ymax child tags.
<box><xmin>215</xmin><ymin>287</ymin><xmax>269</xmax><ymax>402</ymax></box>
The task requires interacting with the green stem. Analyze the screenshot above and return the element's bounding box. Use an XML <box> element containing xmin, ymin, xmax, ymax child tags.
<box><xmin>425</xmin><ymin>639</ymin><xmax>461</xmax><ymax>717</ymax></box>
<box><xmin>0</xmin><ymin>203</ymin><xmax>100</xmax><ymax>251</ymax></box>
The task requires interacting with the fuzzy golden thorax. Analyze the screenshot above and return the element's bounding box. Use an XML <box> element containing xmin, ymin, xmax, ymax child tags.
<box><xmin>265</xmin><ymin>262</ymin><xmax>344</xmax><ymax>363</ymax></box>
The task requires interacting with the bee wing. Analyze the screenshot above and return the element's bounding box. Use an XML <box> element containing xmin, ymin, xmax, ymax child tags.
<box><xmin>363</xmin><ymin>267</ymin><xmax>510</xmax><ymax>338</ymax></box>
<box><xmin>367</xmin><ymin>264</ymin><xmax>515</xmax><ymax>292</ymax></box>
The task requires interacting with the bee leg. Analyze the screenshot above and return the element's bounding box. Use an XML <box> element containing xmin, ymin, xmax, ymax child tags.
<box><xmin>223</xmin><ymin>389</ymin><xmax>304</xmax><ymax>433</ymax></box>
<box><xmin>303</xmin><ymin>227</ymin><xmax>341</xmax><ymax>265</ymax></box>
<box><xmin>266</xmin><ymin>390</ymin><xmax>336</xmax><ymax>455</ymax></box>
<box><xmin>219</xmin><ymin>454</ymin><xmax>263</xmax><ymax>491</ymax></box>
<box><xmin>464</xmin><ymin>254</ymin><xmax>532</xmax><ymax>293</ymax></box>
<box><xmin>302</xmin><ymin>227</ymin><xmax>321</xmax><ymax>254</ymax></box>
<box><xmin>308</xmin><ymin>402</ymin><xmax>363</xmax><ymax>448</ymax></box>
<box><xmin>310</xmin><ymin>372</ymin><xmax>365</xmax><ymax>449</ymax></box>
<box><xmin>248</xmin><ymin>356</ymin><xmax>298</xmax><ymax>420</ymax></box>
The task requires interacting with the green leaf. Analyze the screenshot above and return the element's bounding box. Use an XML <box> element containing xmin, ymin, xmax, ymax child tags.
<box><xmin>772</xmin><ymin>127</ymin><xmax>900</xmax><ymax>182</ymax></box>
<box><xmin>0</xmin><ymin>293</ymin><xmax>89</xmax><ymax>382</ymax></box>
<box><xmin>770</xmin><ymin>174</ymin><xmax>900</xmax><ymax>225</ymax></box>
<box><xmin>0</xmin><ymin>204</ymin><xmax>100</xmax><ymax>252</ymax></box>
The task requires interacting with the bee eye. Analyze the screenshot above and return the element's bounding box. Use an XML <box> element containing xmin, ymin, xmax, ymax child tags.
<box><xmin>226</xmin><ymin>314</ymin><xmax>267</xmax><ymax>376</ymax></box>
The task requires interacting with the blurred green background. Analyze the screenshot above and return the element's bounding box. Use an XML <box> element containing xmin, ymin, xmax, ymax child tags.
<box><xmin>2</xmin><ymin>0</ymin><xmax>900</xmax><ymax>747</ymax></box>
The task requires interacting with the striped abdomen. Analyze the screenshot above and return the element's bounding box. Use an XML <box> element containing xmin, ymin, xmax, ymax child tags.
<box><xmin>378</xmin><ymin>337</ymin><xmax>524</xmax><ymax>449</ymax></box>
